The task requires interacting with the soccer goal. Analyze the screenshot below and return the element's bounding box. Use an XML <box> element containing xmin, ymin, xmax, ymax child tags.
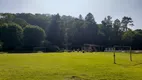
<box><xmin>113</xmin><ymin>46</ymin><xmax>132</xmax><ymax>64</ymax></box>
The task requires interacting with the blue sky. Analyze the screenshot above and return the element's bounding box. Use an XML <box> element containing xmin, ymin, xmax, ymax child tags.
<box><xmin>0</xmin><ymin>0</ymin><xmax>142</xmax><ymax>29</ymax></box>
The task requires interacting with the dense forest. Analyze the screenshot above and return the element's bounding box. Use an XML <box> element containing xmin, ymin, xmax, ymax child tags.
<box><xmin>0</xmin><ymin>13</ymin><xmax>142</xmax><ymax>52</ymax></box>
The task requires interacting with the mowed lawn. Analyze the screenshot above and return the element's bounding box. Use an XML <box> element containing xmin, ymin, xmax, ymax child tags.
<box><xmin>0</xmin><ymin>52</ymin><xmax>142</xmax><ymax>80</ymax></box>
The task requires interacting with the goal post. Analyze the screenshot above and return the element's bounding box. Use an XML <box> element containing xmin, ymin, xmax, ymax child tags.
<box><xmin>113</xmin><ymin>46</ymin><xmax>131</xmax><ymax>53</ymax></box>
<box><xmin>113</xmin><ymin>46</ymin><xmax>132</xmax><ymax>64</ymax></box>
<box><xmin>113</xmin><ymin>47</ymin><xmax>116</xmax><ymax>64</ymax></box>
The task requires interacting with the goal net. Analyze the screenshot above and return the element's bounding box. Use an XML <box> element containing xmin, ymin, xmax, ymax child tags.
<box><xmin>113</xmin><ymin>46</ymin><xmax>131</xmax><ymax>53</ymax></box>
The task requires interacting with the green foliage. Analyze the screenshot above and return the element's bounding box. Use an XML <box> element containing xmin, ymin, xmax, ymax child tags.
<box><xmin>0</xmin><ymin>23</ymin><xmax>23</xmax><ymax>51</ymax></box>
<box><xmin>15</xmin><ymin>13</ymin><xmax>51</xmax><ymax>30</ymax></box>
<box><xmin>122</xmin><ymin>30</ymin><xmax>135</xmax><ymax>45</ymax></box>
<box><xmin>47</xmin><ymin>14</ymin><xmax>64</xmax><ymax>47</ymax></box>
<box><xmin>121</xmin><ymin>16</ymin><xmax>134</xmax><ymax>31</ymax></box>
<box><xmin>132</xmin><ymin>29</ymin><xmax>142</xmax><ymax>49</ymax></box>
<box><xmin>112</xmin><ymin>19</ymin><xmax>122</xmax><ymax>45</ymax></box>
<box><xmin>0</xmin><ymin>13</ymin><xmax>15</xmax><ymax>23</ymax></box>
<box><xmin>84</xmin><ymin>20</ymin><xmax>98</xmax><ymax>44</ymax></box>
<box><xmin>0</xmin><ymin>13</ymin><xmax>142</xmax><ymax>51</ymax></box>
<box><xmin>13</xmin><ymin>18</ymin><xmax>29</xmax><ymax>28</ymax></box>
<box><xmin>23</xmin><ymin>25</ymin><xmax>46</xmax><ymax>49</ymax></box>
<box><xmin>85</xmin><ymin>13</ymin><xmax>95</xmax><ymax>23</ymax></box>
<box><xmin>101</xmin><ymin>16</ymin><xmax>113</xmax><ymax>46</ymax></box>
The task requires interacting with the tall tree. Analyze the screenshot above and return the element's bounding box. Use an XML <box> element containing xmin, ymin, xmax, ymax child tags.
<box><xmin>79</xmin><ymin>14</ymin><xmax>83</xmax><ymax>20</ymax></box>
<box><xmin>121</xmin><ymin>16</ymin><xmax>134</xmax><ymax>32</ymax></box>
<box><xmin>84</xmin><ymin>13</ymin><xmax>98</xmax><ymax>44</ymax></box>
<box><xmin>101</xmin><ymin>16</ymin><xmax>113</xmax><ymax>46</ymax></box>
<box><xmin>112</xmin><ymin>19</ymin><xmax>122</xmax><ymax>45</ymax></box>
<box><xmin>71</xmin><ymin>18</ymin><xmax>85</xmax><ymax>47</ymax></box>
<box><xmin>85</xmin><ymin>13</ymin><xmax>95</xmax><ymax>23</ymax></box>
<box><xmin>47</xmin><ymin>14</ymin><xmax>64</xmax><ymax>48</ymax></box>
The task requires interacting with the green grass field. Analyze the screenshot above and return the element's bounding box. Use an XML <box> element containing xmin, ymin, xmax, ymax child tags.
<box><xmin>0</xmin><ymin>52</ymin><xmax>142</xmax><ymax>80</ymax></box>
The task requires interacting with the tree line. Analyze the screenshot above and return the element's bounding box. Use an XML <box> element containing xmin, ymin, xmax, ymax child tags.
<box><xmin>0</xmin><ymin>13</ymin><xmax>142</xmax><ymax>52</ymax></box>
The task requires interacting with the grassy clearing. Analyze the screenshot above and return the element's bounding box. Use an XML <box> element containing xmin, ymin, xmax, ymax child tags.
<box><xmin>0</xmin><ymin>52</ymin><xmax>142</xmax><ymax>80</ymax></box>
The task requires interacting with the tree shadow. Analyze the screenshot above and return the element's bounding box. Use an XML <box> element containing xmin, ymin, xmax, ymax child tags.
<box><xmin>132</xmin><ymin>63</ymin><xmax>142</xmax><ymax>66</ymax></box>
<box><xmin>116</xmin><ymin>62</ymin><xmax>142</xmax><ymax>67</ymax></box>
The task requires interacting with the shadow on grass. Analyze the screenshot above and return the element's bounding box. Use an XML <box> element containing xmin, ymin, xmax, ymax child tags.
<box><xmin>132</xmin><ymin>63</ymin><xmax>142</xmax><ymax>66</ymax></box>
<box><xmin>116</xmin><ymin>63</ymin><xmax>142</xmax><ymax>67</ymax></box>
